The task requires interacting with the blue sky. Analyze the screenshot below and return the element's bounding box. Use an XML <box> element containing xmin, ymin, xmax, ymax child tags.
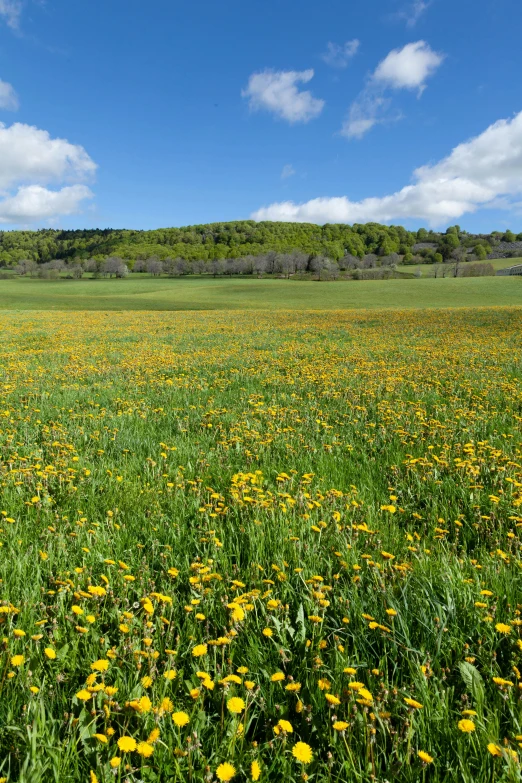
<box><xmin>1</xmin><ymin>0</ymin><xmax>522</xmax><ymax>232</ymax></box>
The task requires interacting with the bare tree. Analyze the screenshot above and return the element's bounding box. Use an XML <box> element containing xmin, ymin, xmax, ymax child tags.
<box><xmin>13</xmin><ymin>259</ymin><xmax>38</xmax><ymax>276</ymax></box>
<box><xmin>146</xmin><ymin>258</ymin><xmax>164</xmax><ymax>276</ymax></box>
<box><xmin>84</xmin><ymin>258</ymin><xmax>102</xmax><ymax>276</ymax></box>
<box><xmin>102</xmin><ymin>257</ymin><xmax>128</xmax><ymax>278</ymax></box>
<box><xmin>242</xmin><ymin>255</ymin><xmax>255</xmax><ymax>275</ymax></box>
<box><xmin>253</xmin><ymin>255</ymin><xmax>268</xmax><ymax>278</ymax></box>
<box><xmin>450</xmin><ymin>248</ymin><xmax>467</xmax><ymax>278</ymax></box>
<box><xmin>362</xmin><ymin>253</ymin><xmax>378</xmax><ymax>269</ymax></box>
<box><xmin>340</xmin><ymin>253</ymin><xmax>360</xmax><ymax>271</ymax></box>
<box><xmin>210</xmin><ymin>258</ymin><xmax>225</xmax><ymax>277</ymax></box>
<box><xmin>192</xmin><ymin>259</ymin><xmax>205</xmax><ymax>275</ymax></box>
<box><xmin>37</xmin><ymin>263</ymin><xmax>60</xmax><ymax>279</ymax></box>
<box><xmin>310</xmin><ymin>255</ymin><xmax>337</xmax><ymax>280</ymax></box>
<box><xmin>264</xmin><ymin>251</ymin><xmax>277</xmax><ymax>275</ymax></box>
<box><xmin>292</xmin><ymin>251</ymin><xmax>309</xmax><ymax>274</ymax></box>
<box><xmin>382</xmin><ymin>252</ymin><xmax>400</xmax><ymax>268</ymax></box>
<box><xmin>69</xmin><ymin>261</ymin><xmax>85</xmax><ymax>279</ymax></box>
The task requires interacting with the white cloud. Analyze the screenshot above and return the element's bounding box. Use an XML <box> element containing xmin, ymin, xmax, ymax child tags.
<box><xmin>0</xmin><ymin>0</ymin><xmax>22</xmax><ymax>28</ymax></box>
<box><xmin>341</xmin><ymin>91</ymin><xmax>397</xmax><ymax>139</ymax></box>
<box><xmin>322</xmin><ymin>39</ymin><xmax>360</xmax><ymax>68</ymax></box>
<box><xmin>281</xmin><ymin>164</ymin><xmax>296</xmax><ymax>179</ymax></box>
<box><xmin>241</xmin><ymin>69</ymin><xmax>325</xmax><ymax>123</ymax></box>
<box><xmin>0</xmin><ymin>122</ymin><xmax>96</xmax><ymax>189</ymax></box>
<box><xmin>0</xmin><ymin>79</ymin><xmax>18</xmax><ymax>111</ymax></box>
<box><xmin>341</xmin><ymin>41</ymin><xmax>443</xmax><ymax>138</ymax></box>
<box><xmin>0</xmin><ymin>185</ymin><xmax>94</xmax><ymax>224</ymax></box>
<box><xmin>0</xmin><ymin>122</ymin><xmax>97</xmax><ymax>223</ymax></box>
<box><xmin>373</xmin><ymin>41</ymin><xmax>444</xmax><ymax>92</ymax></box>
<box><xmin>401</xmin><ymin>1</ymin><xmax>431</xmax><ymax>27</ymax></box>
<box><xmin>252</xmin><ymin>110</ymin><xmax>522</xmax><ymax>226</ymax></box>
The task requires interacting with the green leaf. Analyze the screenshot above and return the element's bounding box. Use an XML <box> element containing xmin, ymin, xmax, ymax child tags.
<box><xmin>458</xmin><ymin>661</ymin><xmax>485</xmax><ymax>714</ymax></box>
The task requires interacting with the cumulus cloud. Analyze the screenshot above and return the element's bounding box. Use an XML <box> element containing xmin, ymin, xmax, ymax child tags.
<box><xmin>322</xmin><ymin>39</ymin><xmax>360</xmax><ymax>68</ymax></box>
<box><xmin>281</xmin><ymin>164</ymin><xmax>296</xmax><ymax>179</ymax></box>
<box><xmin>0</xmin><ymin>185</ymin><xmax>94</xmax><ymax>224</ymax></box>
<box><xmin>0</xmin><ymin>0</ymin><xmax>22</xmax><ymax>28</ymax></box>
<box><xmin>0</xmin><ymin>79</ymin><xmax>19</xmax><ymax>111</ymax></box>
<box><xmin>0</xmin><ymin>122</ymin><xmax>97</xmax><ymax>223</ymax></box>
<box><xmin>252</xmin><ymin>110</ymin><xmax>522</xmax><ymax>226</ymax></box>
<box><xmin>373</xmin><ymin>41</ymin><xmax>444</xmax><ymax>93</ymax></box>
<box><xmin>0</xmin><ymin>122</ymin><xmax>96</xmax><ymax>189</ymax></box>
<box><xmin>341</xmin><ymin>41</ymin><xmax>443</xmax><ymax>138</ymax></box>
<box><xmin>241</xmin><ymin>69</ymin><xmax>325</xmax><ymax>123</ymax></box>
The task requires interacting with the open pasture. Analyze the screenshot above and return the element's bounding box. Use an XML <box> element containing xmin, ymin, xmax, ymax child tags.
<box><xmin>1</xmin><ymin>307</ymin><xmax>522</xmax><ymax>782</ymax></box>
<box><xmin>0</xmin><ymin>275</ymin><xmax>520</xmax><ymax>311</ymax></box>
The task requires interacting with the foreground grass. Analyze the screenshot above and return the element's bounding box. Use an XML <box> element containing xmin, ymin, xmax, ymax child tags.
<box><xmin>1</xmin><ymin>307</ymin><xmax>522</xmax><ymax>782</ymax></box>
<box><xmin>0</xmin><ymin>275</ymin><xmax>520</xmax><ymax>310</ymax></box>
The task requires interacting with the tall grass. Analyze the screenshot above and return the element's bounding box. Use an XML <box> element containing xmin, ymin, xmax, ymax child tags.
<box><xmin>0</xmin><ymin>308</ymin><xmax>521</xmax><ymax>782</ymax></box>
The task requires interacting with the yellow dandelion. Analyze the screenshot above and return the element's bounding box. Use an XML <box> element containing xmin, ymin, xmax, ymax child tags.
<box><xmin>117</xmin><ymin>736</ymin><xmax>137</xmax><ymax>752</ymax></box>
<box><xmin>418</xmin><ymin>750</ymin><xmax>434</xmax><ymax>764</ymax></box>
<box><xmin>76</xmin><ymin>689</ymin><xmax>92</xmax><ymax>701</ymax></box>
<box><xmin>136</xmin><ymin>741</ymin><xmax>154</xmax><ymax>758</ymax></box>
<box><xmin>404</xmin><ymin>697</ymin><xmax>423</xmax><ymax>709</ymax></box>
<box><xmin>325</xmin><ymin>693</ymin><xmax>341</xmax><ymax>705</ymax></box>
<box><xmin>292</xmin><ymin>741</ymin><xmax>313</xmax><ymax>764</ymax></box>
<box><xmin>173</xmin><ymin>711</ymin><xmax>190</xmax><ymax>727</ymax></box>
<box><xmin>227</xmin><ymin>697</ymin><xmax>245</xmax><ymax>714</ymax></box>
<box><xmin>458</xmin><ymin>719</ymin><xmax>476</xmax><ymax>733</ymax></box>
<box><xmin>148</xmin><ymin>728</ymin><xmax>161</xmax><ymax>744</ymax></box>
<box><xmin>90</xmin><ymin>659</ymin><xmax>109</xmax><ymax>672</ymax></box>
<box><xmin>216</xmin><ymin>762</ymin><xmax>236</xmax><ymax>781</ymax></box>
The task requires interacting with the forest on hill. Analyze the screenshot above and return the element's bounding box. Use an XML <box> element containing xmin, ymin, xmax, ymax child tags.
<box><xmin>1</xmin><ymin>221</ymin><xmax>522</xmax><ymax>268</ymax></box>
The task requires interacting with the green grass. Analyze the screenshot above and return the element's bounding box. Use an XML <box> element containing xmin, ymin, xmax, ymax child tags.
<box><xmin>1</xmin><ymin>307</ymin><xmax>522</xmax><ymax>782</ymax></box>
<box><xmin>396</xmin><ymin>257</ymin><xmax>521</xmax><ymax>277</ymax></box>
<box><xmin>0</xmin><ymin>275</ymin><xmax>520</xmax><ymax>310</ymax></box>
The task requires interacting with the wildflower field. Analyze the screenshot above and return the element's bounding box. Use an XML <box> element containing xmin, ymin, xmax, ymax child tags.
<box><xmin>1</xmin><ymin>307</ymin><xmax>522</xmax><ymax>783</ymax></box>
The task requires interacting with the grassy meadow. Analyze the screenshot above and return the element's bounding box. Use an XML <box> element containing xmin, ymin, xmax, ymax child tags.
<box><xmin>396</xmin><ymin>258</ymin><xmax>520</xmax><ymax>277</ymax></box>
<box><xmin>0</xmin><ymin>275</ymin><xmax>520</xmax><ymax>310</ymax></box>
<box><xmin>1</xmin><ymin>306</ymin><xmax>522</xmax><ymax>782</ymax></box>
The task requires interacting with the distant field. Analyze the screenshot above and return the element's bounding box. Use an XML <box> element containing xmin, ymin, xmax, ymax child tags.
<box><xmin>0</xmin><ymin>275</ymin><xmax>520</xmax><ymax>310</ymax></box>
<box><xmin>396</xmin><ymin>257</ymin><xmax>521</xmax><ymax>277</ymax></box>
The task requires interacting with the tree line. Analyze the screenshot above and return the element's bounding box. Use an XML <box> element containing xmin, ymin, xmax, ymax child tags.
<box><xmin>0</xmin><ymin>221</ymin><xmax>520</xmax><ymax>268</ymax></box>
<box><xmin>4</xmin><ymin>251</ymin><xmax>495</xmax><ymax>281</ymax></box>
